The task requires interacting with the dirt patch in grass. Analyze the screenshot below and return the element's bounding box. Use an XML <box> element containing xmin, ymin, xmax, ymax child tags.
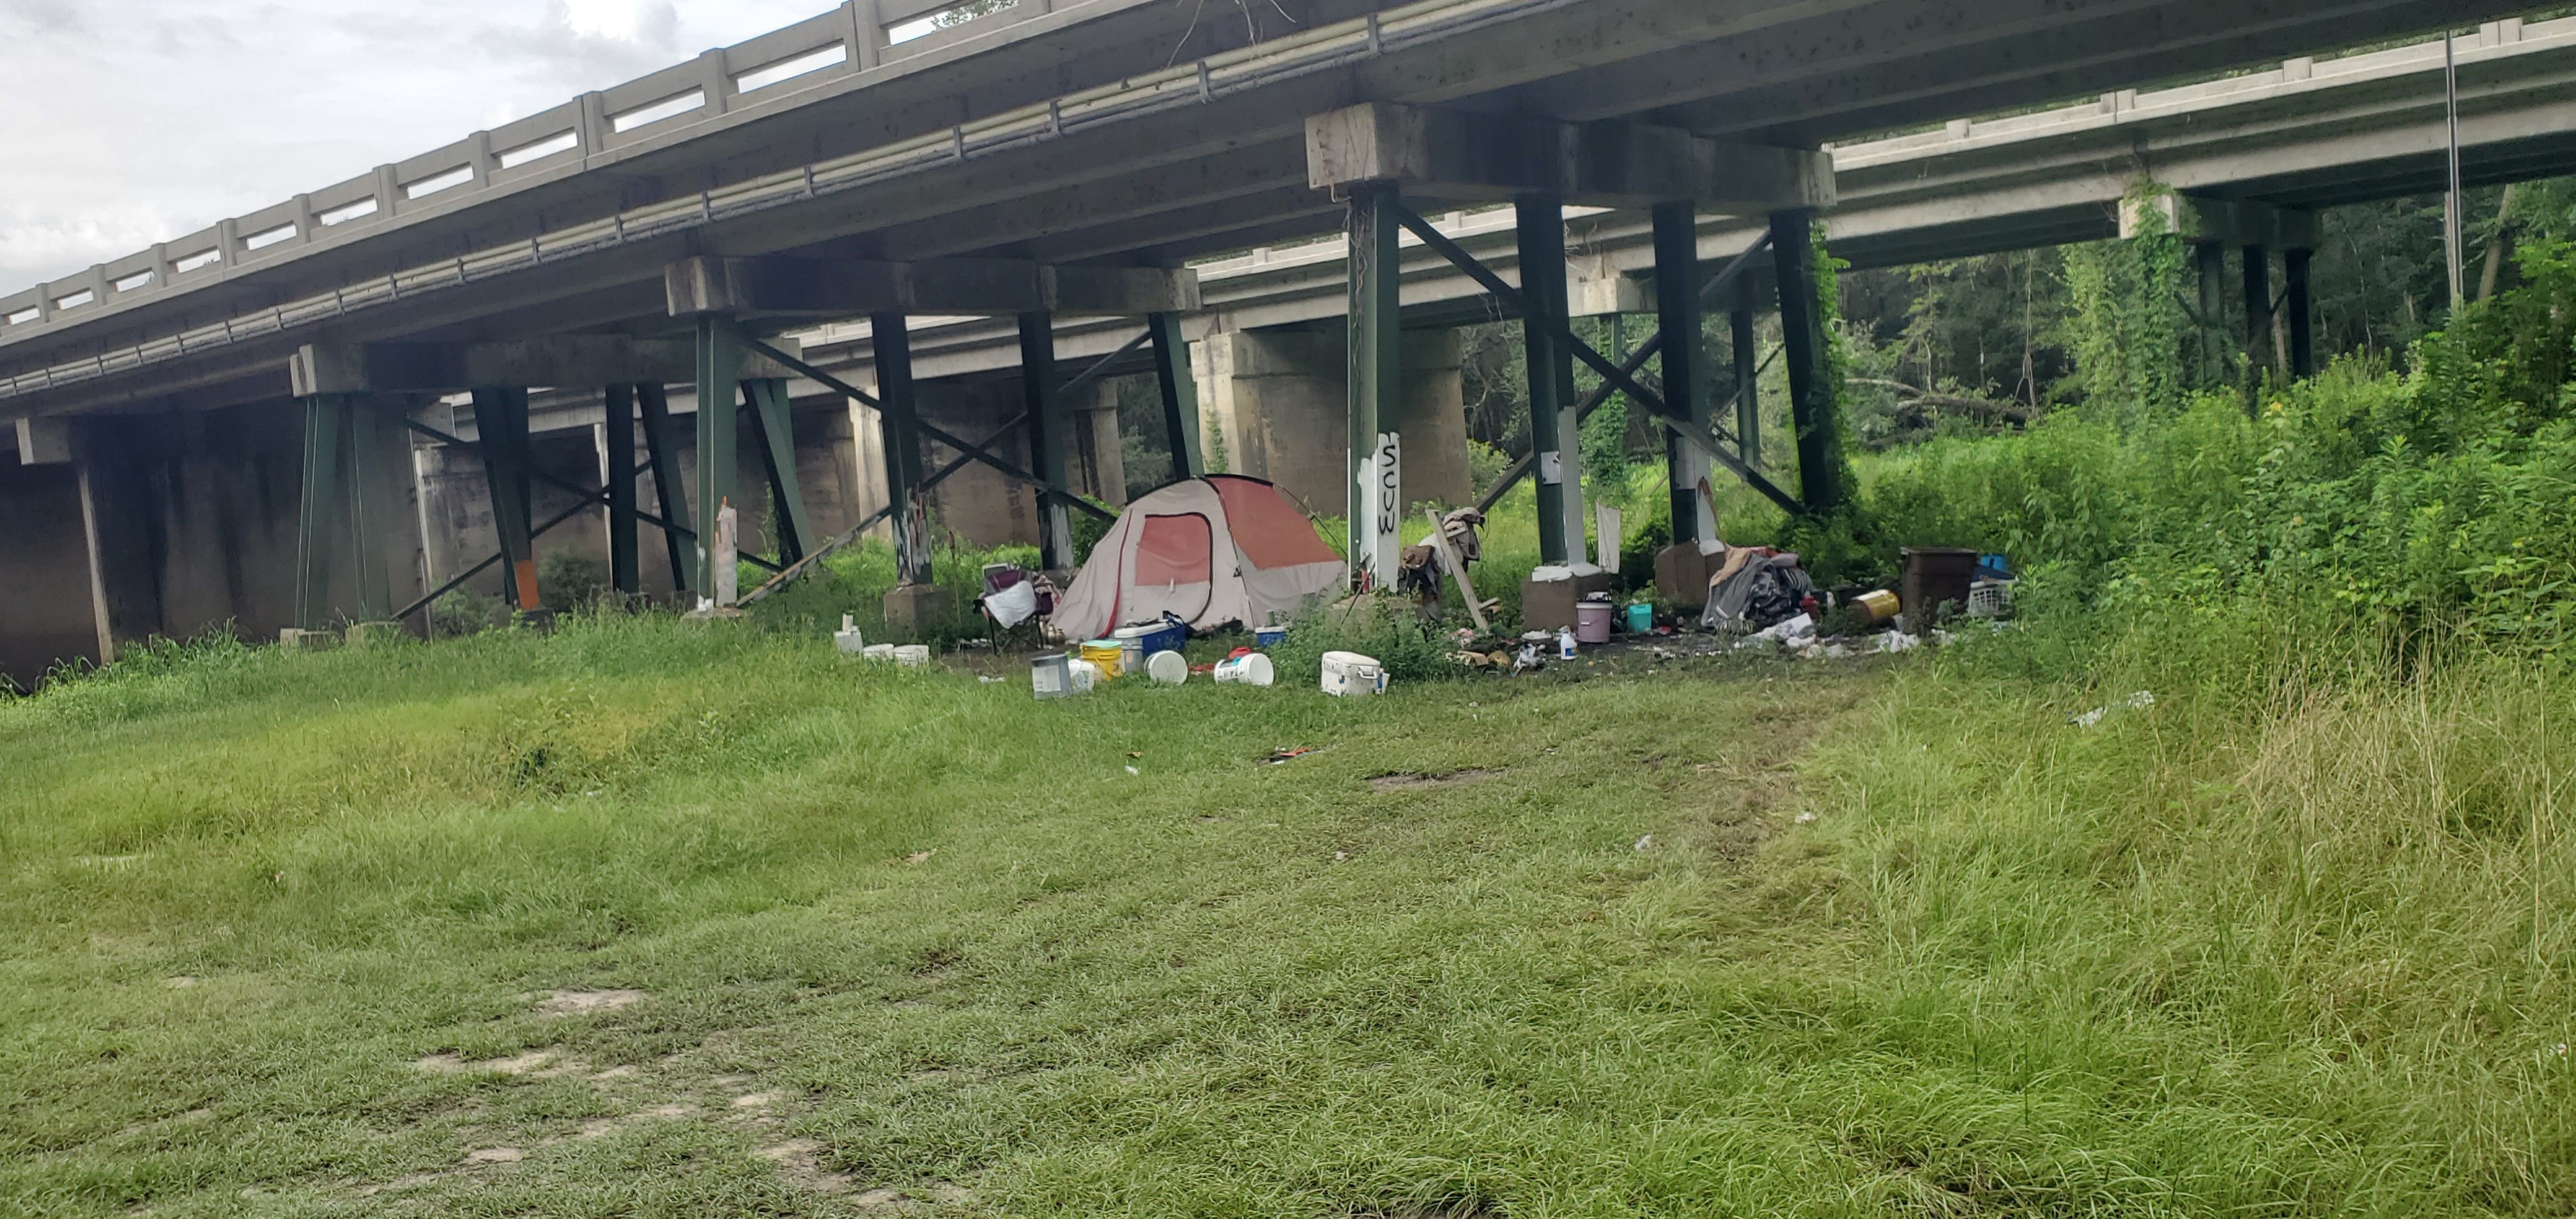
<box><xmin>416</xmin><ymin>1050</ymin><xmax>562</xmax><ymax>1075</ymax></box>
<box><xmin>754</xmin><ymin>1138</ymin><xmax>855</xmax><ymax>1193</ymax></box>
<box><xmin>1367</xmin><ymin>769</ymin><xmax>1499</xmax><ymax>793</ymax></box>
<box><xmin>534</xmin><ymin>988</ymin><xmax>648</xmax><ymax>1016</ymax></box>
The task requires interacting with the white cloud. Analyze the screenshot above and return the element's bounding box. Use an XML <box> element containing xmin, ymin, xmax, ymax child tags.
<box><xmin>0</xmin><ymin>0</ymin><xmax>838</xmax><ymax>292</ymax></box>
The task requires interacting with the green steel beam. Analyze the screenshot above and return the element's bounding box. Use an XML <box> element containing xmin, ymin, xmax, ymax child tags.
<box><xmin>637</xmin><ymin>382</ymin><xmax>694</xmax><ymax>595</ymax></box>
<box><xmin>1346</xmin><ymin>181</ymin><xmax>1404</xmax><ymax>588</ymax></box>
<box><xmin>693</xmin><ymin>314</ymin><xmax>744</xmax><ymax>597</ymax></box>
<box><xmin>744</xmin><ymin>377</ymin><xmax>813</xmax><ymax>564</ymax></box>
<box><xmin>1514</xmin><ymin>194</ymin><xmax>1577</xmax><ymax>565</ymax></box>
<box><xmin>871</xmin><ymin>312</ymin><xmax>935</xmax><ymax>586</ymax></box>
<box><xmin>604</xmin><ymin>384</ymin><xmax>641</xmax><ymax>595</ymax></box>
<box><xmin>1652</xmin><ymin>200</ymin><xmax>1706</xmax><ymax>545</ymax></box>
<box><xmin>1019</xmin><ymin>312</ymin><xmax>1075</xmax><ymax>571</ymax></box>
<box><xmin>1148</xmin><ymin>312</ymin><xmax>1202</xmax><ymax>482</ymax></box>
<box><xmin>293</xmin><ymin>395</ymin><xmax>346</xmax><ymax>631</ymax></box>
<box><xmin>1769</xmin><ymin>209</ymin><xmax>1845</xmax><ymax>514</ymax></box>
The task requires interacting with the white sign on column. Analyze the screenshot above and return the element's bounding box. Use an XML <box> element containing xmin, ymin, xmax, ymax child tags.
<box><xmin>1682</xmin><ymin>434</ymin><xmax>1718</xmax><ymax>544</ymax></box>
<box><xmin>1360</xmin><ymin>431</ymin><xmax>1402</xmax><ymax>588</ymax></box>
<box><xmin>1554</xmin><ymin>406</ymin><xmax>1586</xmax><ymax>559</ymax></box>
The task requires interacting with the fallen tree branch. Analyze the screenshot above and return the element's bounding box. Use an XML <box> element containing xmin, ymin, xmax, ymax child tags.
<box><xmin>1851</xmin><ymin>377</ymin><xmax>2033</xmax><ymax>423</ymax></box>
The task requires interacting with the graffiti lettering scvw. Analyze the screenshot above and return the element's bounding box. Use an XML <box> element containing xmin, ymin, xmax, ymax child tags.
<box><xmin>1374</xmin><ymin>432</ymin><xmax>1402</xmax><ymax>537</ymax></box>
<box><xmin>1381</xmin><ymin>427</ymin><xmax>1401</xmax><ymax>579</ymax></box>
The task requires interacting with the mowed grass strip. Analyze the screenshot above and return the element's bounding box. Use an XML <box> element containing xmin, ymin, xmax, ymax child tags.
<box><xmin>2</xmin><ymin>617</ymin><xmax>2570</xmax><ymax>1216</ymax></box>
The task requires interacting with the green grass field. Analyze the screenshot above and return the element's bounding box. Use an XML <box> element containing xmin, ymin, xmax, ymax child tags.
<box><xmin>3</xmin><ymin>612</ymin><xmax>2570</xmax><ymax>1216</ymax></box>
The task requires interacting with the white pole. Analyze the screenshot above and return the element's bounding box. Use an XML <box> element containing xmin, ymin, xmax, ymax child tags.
<box><xmin>2446</xmin><ymin>29</ymin><xmax>2467</xmax><ymax>311</ymax></box>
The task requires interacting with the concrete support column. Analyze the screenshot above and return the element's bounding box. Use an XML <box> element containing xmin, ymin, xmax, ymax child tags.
<box><xmin>913</xmin><ymin>378</ymin><xmax>1039</xmax><ymax>551</ymax></box>
<box><xmin>293</xmin><ymin>394</ymin><xmax>415</xmax><ymax>629</ymax></box>
<box><xmin>1346</xmin><ymin>181</ymin><xmax>1404</xmax><ymax>588</ymax></box>
<box><xmin>1070</xmin><ymin>381</ymin><xmax>1127</xmax><ymax>509</ymax></box>
<box><xmin>0</xmin><ymin>456</ymin><xmax>99</xmax><ymax>689</ymax></box>
<box><xmin>73</xmin><ymin>418</ymin><xmax>166</xmax><ymax>661</ymax></box>
<box><xmin>1770</xmin><ymin>209</ymin><xmax>1845</xmax><ymax>515</ymax></box>
<box><xmin>1516</xmin><ymin>194</ymin><xmax>1583</xmax><ymax>564</ymax></box>
<box><xmin>1195</xmin><ymin>327</ymin><xmax>1467</xmax><ymax>519</ymax></box>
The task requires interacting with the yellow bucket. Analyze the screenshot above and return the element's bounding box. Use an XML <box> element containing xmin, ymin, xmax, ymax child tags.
<box><xmin>1079</xmin><ymin>640</ymin><xmax>1125</xmax><ymax>680</ymax></box>
<box><xmin>1855</xmin><ymin>589</ymin><xmax>1901</xmax><ymax>624</ymax></box>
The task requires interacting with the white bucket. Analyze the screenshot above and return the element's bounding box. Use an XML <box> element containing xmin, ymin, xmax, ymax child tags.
<box><xmin>893</xmin><ymin>644</ymin><xmax>931</xmax><ymax>668</ymax></box>
<box><xmin>1320</xmin><ymin>650</ymin><xmax>1386</xmax><ymax>697</ymax></box>
<box><xmin>861</xmin><ymin>643</ymin><xmax>897</xmax><ymax>661</ymax></box>
<box><xmin>1146</xmin><ymin>650</ymin><xmax>1189</xmax><ymax>685</ymax></box>
<box><xmin>1068</xmin><ymin>659</ymin><xmax>1102</xmax><ymax>692</ymax></box>
<box><xmin>1213</xmin><ymin>653</ymin><xmax>1275</xmax><ymax>686</ymax></box>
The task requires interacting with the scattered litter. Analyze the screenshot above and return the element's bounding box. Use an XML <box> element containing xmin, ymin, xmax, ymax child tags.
<box><xmin>899</xmin><ymin>851</ymin><xmax>934</xmax><ymax>866</ymax></box>
<box><xmin>1332</xmin><ymin>851</ymin><xmax>1349</xmax><ymax>861</ymax></box>
<box><xmin>1214</xmin><ymin>651</ymin><xmax>1275</xmax><ymax>686</ymax></box>
<box><xmin>463</xmin><ymin>1147</ymin><xmax>524</xmax><ymax>1165</ymax></box>
<box><xmin>165</xmin><ymin>976</ymin><xmax>199</xmax><ymax>989</ymax></box>
<box><xmin>2071</xmin><ymin>691</ymin><xmax>2156</xmax><ymax>728</ymax></box>
<box><xmin>1795</xmin><ymin>811</ymin><xmax>1818</xmax><ymax>824</ymax></box>
<box><xmin>977</xmin><ymin>675</ymin><xmax>1004</xmax><ymax>684</ymax></box>
<box><xmin>1634</xmin><ymin>834</ymin><xmax>1655</xmax><ymax>851</ymax></box>
<box><xmin>1874</xmin><ymin>631</ymin><xmax>1921</xmax><ymax>654</ymax></box>
<box><xmin>1262</xmin><ymin>746</ymin><xmax>1319</xmax><ymax>765</ymax></box>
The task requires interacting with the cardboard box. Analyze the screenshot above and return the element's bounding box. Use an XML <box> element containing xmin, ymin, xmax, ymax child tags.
<box><xmin>1653</xmin><ymin>544</ymin><xmax>1717</xmax><ymax>608</ymax></box>
<box><xmin>1521</xmin><ymin>569</ymin><xmax>1615</xmax><ymax>632</ymax></box>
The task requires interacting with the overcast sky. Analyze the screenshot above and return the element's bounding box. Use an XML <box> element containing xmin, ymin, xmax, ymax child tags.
<box><xmin>0</xmin><ymin>0</ymin><xmax>836</xmax><ymax>292</ymax></box>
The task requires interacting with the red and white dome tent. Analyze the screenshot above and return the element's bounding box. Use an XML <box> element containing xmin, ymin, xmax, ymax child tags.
<box><xmin>1050</xmin><ymin>475</ymin><xmax>1344</xmax><ymax>641</ymax></box>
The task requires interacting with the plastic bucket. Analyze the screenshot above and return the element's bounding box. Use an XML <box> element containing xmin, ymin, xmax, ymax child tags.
<box><xmin>1254</xmin><ymin>627</ymin><xmax>1287</xmax><ymax>650</ymax></box>
<box><xmin>1623</xmin><ymin>603</ymin><xmax>1653</xmax><ymax>633</ymax></box>
<box><xmin>1575</xmin><ymin>600</ymin><xmax>1613</xmax><ymax>645</ymax></box>
<box><xmin>893</xmin><ymin>644</ymin><xmax>931</xmax><ymax>667</ymax></box>
<box><xmin>1213</xmin><ymin>653</ymin><xmax>1275</xmax><ymax>686</ymax></box>
<box><xmin>1855</xmin><ymin>588</ymin><xmax>1901</xmax><ymax>624</ymax></box>
<box><xmin>1078</xmin><ymin>640</ymin><xmax>1124</xmax><ymax>680</ymax></box>
<box><xmin>1146</xmin><ymin>650</ymin><xmax>1189</xmax><ymax>685</ymax></box>
<box><xmin>1320</xmin><ymin>650</ymin><xmax>1386</xmax><ymax>697</ymax></box>
<box><xmin>1031</xmin><ymin>653</ymin><xmax>1073</xmax><ymax>699</ymax></box>
<box><xmin>1067</xmin><ymin>659</ymin><xmax>1101</xmax><ymax>693</ymax></box>
<box><xmin>861</xmin><ymin>643</ymin><xmax>897</xmax><ymax>662</ymax></box>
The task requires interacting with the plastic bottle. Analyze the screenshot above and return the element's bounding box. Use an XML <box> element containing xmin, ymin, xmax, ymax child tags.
<box><xmin>1558</xmin><ymin>625</ymin><xmax>1578</xmax><ymax>659</ymax></box>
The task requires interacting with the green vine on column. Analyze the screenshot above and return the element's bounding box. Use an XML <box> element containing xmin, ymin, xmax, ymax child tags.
<box><xmin>2065</xmin><ymin>180</ymin><xmax>2193</xmax><ymax>427</ymax></box>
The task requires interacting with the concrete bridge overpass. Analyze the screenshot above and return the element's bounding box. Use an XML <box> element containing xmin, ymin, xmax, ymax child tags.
<box><xmin>0</xmin><ymin>0</ymin><xmax>2552</xmax><ymax>684</ymax></box>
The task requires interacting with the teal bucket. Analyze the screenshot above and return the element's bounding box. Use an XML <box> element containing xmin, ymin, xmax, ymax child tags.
<box><xmin>1625</xmin><ymin>603</ymin><xmax>1653</xmax><ymax>632</ymax></box>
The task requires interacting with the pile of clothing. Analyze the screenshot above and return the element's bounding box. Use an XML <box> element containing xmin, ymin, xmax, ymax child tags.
<box><xmin>1699</xmin><ymin>547</ymin><xmax>1814</xmax><ymax>632</ymax></box>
